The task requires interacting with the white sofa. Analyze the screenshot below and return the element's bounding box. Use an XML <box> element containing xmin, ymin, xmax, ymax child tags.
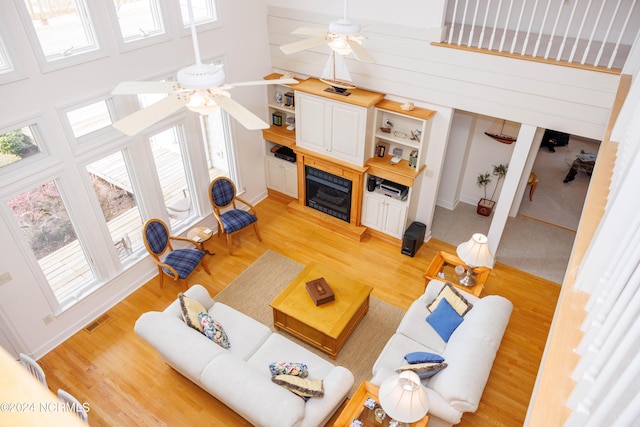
<box><xmin>134</xmin><ymin>285</ymin><xmax>354</xmax><ymax>427</ymax></box>
<box><xmin>371</xmin><ymin>280</ymin><xmax>512</xmax><ymax>427</ymax></box>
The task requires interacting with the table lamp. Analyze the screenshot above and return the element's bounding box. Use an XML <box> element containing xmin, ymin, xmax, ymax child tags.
<box><xmin>379</xmin><ymin>370</ymin><xmax>430</xmax><ymax>426</ymax></box>
<box><xmin>456</xmin><ymin>233</ymin><xmax>494</xmax><ymax>287</ymax></box>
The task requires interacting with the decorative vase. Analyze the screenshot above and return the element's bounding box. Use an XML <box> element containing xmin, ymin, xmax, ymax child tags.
<box><xmin>477</xmin><ymin>198</ymin><xmax>495</xmax><ymax>216</ymax></box>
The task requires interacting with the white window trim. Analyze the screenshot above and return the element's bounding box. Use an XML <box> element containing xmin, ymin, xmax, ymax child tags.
<box><xmin>0</xmin><ymin>14</ymin><xmax>28</xmax><ymax>85</ymax></box>
<box><xmin>105</xmin><ymin>0</ymin><xmax>172</xmax><ymax>54</ymax></box>
<box><xmin>13</xmin><ymin>0</ymin><xmax>109</xmax><ymax>74</ymax></box>
<box><xmin>176</xmin><ymin>0</ymin><xmax>222</xmax><ymax>37</ymax></box>
<box><xmin>57</xmin><ymin>94</ymin><xmax>124</xmax><ymax>155</ymax></box>
<box><xmin>0</xmin><ymin>118</ymin><xmax>55</xmax><ymax>186</ymax></box>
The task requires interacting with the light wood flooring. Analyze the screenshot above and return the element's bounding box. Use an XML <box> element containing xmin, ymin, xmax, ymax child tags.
<box><xmin>39</xmin><ymin>196</ymin><xmax>560</xmax><ymax>426</ymax></box>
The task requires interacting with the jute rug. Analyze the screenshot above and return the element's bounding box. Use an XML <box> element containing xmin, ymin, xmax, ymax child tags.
<box><xmin>214</xmin><ymin>250</ymin><xmax>405</xmax><ymax>396</ymax></box>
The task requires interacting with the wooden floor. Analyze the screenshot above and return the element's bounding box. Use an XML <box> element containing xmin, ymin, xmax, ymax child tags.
<box><xmin>39</xmin><ymin>196</ymin><xmax>560</xmax><ymax>427</ymax></box>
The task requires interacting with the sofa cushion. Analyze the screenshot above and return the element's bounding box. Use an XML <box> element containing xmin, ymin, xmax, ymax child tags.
<box><xmin>247</xmin><ymin>333</ymin><xmax>336</xmax><ymax>380</ymax></box>
<box><xmin>429</xmin><ymin>295</ymin><xmax>513</xmax><ymax>414</ymax></box>
<box><xmin>396</xmin><ymin>300</ymin><xmax>448</xmax><ymax>354</ymax></box>
<box><xmin>201</xmin><ymin>353</ymin><xmax>306</xmax><ymax>427</ymax></box>
<box><xmin>426</xmin><ymin>298</ymin><xmax>465</xmax><ymax>342</ymax></box>
<box><xmin>198</xmin><ymin>312</ymin><xmax>230</xmax><ymax>349</ymax></box>
<box><xmin>207</xmin><ymin>302</ymin><xmax>270</xmax><ymax>360</ymax></box>
<box><xmin>269</xmin><ymin>361</ymin><xmax>309</xmax><ymax>378</ymax></box>
<box><xmin>179</xmin><ymin>293</ymin><xmax>206</xmax><ymax>332</ymax></box>
<box><xmin>272</xmin><ymin>374</ymin><xmax>324</xmax><ymax>397</ymax></box>
<box><xmin>427</xmin><ymin>282</ymin><xmax>473</xmax><ymax>316</ymax></box>
<box><xmin>404</xmin><ymin>351</ymin><xmax>445</xmax><ymax>364</ymax></box>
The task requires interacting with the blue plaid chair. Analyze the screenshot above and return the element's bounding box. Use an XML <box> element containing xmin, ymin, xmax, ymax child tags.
<box><xmin>142</xmin><ymin>218</ymin><xmax>211</xmax><ymax>290</ymax></box>
<box><xmin>208</xmin><ymin>177</ymin><xmax>261</xmax><ymax>254</ymax></box>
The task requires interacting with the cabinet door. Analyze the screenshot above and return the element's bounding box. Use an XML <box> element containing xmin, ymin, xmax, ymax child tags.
<box><xmin>329</xmin><ymin>102</ymin><xmax>365</xmax><ymax>164</ymax></box>
<box><xmin>296</xmin><ymin>93</ymin><xmax>327</xmax><ymax>153</ymax></box>
<box><xmin>361</xmin><ymin>193</ymin><xmax>386</xmax><ymax>229</ymax></box>
<box><xmin>265</xmin><ymin>157</ymin><xmax>285</xmax><ymax>192</ymax></box>
<box><xmin>282</xmin><ymin>162</ymin><xmax>298</xmax><ymax>198</ymax></box>
<box><xmin>382</xmin><ymin>201</ymin><xmax>408</xmax><ymax>238</ymax></box>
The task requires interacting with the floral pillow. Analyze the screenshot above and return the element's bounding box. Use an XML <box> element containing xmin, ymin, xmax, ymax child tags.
<box><xmin>198</xmin><ymin>312</ymin><xmax>230</xmax><ymax>349</ymax></box>
<box><xmin>269</xmin><ymin>362</ymin><xmax>309</xmax><ymax>378</ymax></box>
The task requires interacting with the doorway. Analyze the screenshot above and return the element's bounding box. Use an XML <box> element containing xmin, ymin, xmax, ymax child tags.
<box><xmin>519</xmin><ymin>134</ymin><xmax>601</xmax><ymax>231</ymax></box>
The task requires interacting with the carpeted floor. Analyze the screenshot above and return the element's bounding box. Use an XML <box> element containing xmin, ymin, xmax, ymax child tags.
<box><xmin>214</xmin><ymin>250</ymin><xmax>406</xmax><ymax>396</ymax></box>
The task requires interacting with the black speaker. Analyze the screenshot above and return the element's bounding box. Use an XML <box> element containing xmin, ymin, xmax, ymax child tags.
<box><xmin>402</xmin><ymin>222</ymin><xmax>426</xmax><ymax>257</ymax></box>
<box><xmin>367</xmin><ymin>176</ymin><xmax>376</xmax><ymax>192</ymax></box>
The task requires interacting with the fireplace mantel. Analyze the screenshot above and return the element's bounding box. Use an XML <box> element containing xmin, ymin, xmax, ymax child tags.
<box><xmin>288</xmin><ymin>146</ymin><xmax>367</xmax><ymax>241</ymax></box>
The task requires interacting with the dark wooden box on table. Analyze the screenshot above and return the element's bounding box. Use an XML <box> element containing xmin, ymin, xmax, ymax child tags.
<box><xmin>305</xmin><ymin>277</ymin><xmax>335</xmax><ymax>305</ymax></box>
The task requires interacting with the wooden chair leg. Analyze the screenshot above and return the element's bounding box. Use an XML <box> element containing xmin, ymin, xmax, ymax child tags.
<box><xmin>201</xmin><ymin>258</ymin><xmax>211</xmax><ymax>275</ymax></box>
<box><xmin>158</xmin><ymin>267</ymin><xmax>164</xmax><ymax>288</ymax></box>
<box><xmin>529</xmin><ymin>180</ymin><xmax>538</xmax><ymax>201</ymax></box>
<box><xmin>253</xmin><ymin>223</ymin><xmax>262</xmax><ymax>242</ymax></box>
<box><xmin>226</xmin><ymin>234</ymin><xmax>233</xmax><ymax>255</ymax></box>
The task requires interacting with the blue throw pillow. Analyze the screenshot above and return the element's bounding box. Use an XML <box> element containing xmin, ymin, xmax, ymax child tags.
<box><xmin>426</xmin><ymin>298</ymin><xmax>464</xmax><ymax>342</ymax></box>
<box><xmin>404</xmin><ymin>351</ymin><xmax>445</xmax><ymax>364</ymax></box>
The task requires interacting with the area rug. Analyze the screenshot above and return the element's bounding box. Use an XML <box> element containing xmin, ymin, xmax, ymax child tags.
<box><xmin>214</xmin><ymin>250</ymin><xmax>406</xmax><ymax>396</ymax></box>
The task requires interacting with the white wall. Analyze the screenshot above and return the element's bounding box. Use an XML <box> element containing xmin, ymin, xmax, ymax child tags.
<box><xmin>0</xmin><ymin>0</ymin><xmax>273</xmax><ymax>357</ymax></box>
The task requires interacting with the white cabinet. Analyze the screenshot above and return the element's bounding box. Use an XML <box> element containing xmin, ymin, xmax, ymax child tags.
<box><xmin>361</xmin><ymin>191</ymin><xmax>408</xmax><ymax>238</ymax></box>
<box><xmin>295</xmin><ymin>86</ymin><xmax>381</xmax><ymax>166</ymax></box>
<box><xmin>265</xmin><ymin>156</ymin><xmax>298</xmax><ymax>198</ymax></box>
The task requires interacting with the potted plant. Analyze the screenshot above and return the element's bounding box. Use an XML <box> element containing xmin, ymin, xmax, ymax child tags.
<box><xmin>476</xmin><ymin>163</ymin><xmax>508</xmax><ymax>216</ymax></box>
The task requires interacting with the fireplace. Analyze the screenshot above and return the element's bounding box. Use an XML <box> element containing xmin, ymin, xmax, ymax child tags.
<box><xmin>305</xmin><ymin>166</ymin><xmax>352</xmax><ymax>222</ymax></box>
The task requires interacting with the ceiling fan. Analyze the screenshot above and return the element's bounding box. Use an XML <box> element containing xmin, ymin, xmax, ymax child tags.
<box><xmin>111</xmin><ymin>0</ymin><xmax>297</xmax><ymax>136</ymax></box>
<box><xmin>279</xmin><ymin>0</ymin><xmax>373</xmax><ymax>63</ymax></box>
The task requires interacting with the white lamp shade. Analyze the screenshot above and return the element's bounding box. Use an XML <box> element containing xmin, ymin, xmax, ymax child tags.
<box><xmin>379</xmin><ymin>371</ymin><xmax>430</xmax><ymax>423</ymax></box>
<box><xmin>456</xmin><ymin>233</ymin><xmax>494</xmax><ymax>268</ymax></box>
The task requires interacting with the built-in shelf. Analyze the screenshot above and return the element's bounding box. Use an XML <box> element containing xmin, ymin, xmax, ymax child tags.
<box><xmin>365</xmin><ymin>155</ymin><xmax>426</xmax><ymax>187</ymax></box>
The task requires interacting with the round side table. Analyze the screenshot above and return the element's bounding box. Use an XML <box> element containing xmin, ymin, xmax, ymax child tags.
<box><xmin>187</xmin><ymin>226</ymin><xmax>215</xmax><ymax>256</ymax></box>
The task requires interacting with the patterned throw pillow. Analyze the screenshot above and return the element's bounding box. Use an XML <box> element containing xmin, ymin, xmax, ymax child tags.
<box><xmin>198</xmin><ymin>312</ymin><xmax>230</xmax><ymax>349</ymax></box>
<box><xmin>179</xmin><ymin>293</ymin><xmax>206</xmax><ymax>332</ymax></box>
<box><xmin>397</xmin><ymin>361</ymin><xmax>448</xmax><ymax>379</ymax></box>
<box><xmin>271</xmin><ymin>375</ymin><xmax>324</xmax><ymax>398</ymax></box>
<box><xmin>427</xmin><ymin>282</ymin><xmax>473</xmax><ymax>316</ymax></box>
<box><xmin>269</xmin><ymin>362</ymin><xmax>309</xmax><ymax>378</ymax></box>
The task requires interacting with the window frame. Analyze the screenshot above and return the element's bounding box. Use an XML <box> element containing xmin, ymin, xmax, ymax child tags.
<box><xmin>106</xmin><ymin>0</ymin><xmax>172</xmax><ymax>54</ymax></box>
<box><xmin>177</xmin><ymin>0</ymin><xmax>222</xmax><ymax>36</ymax></box>
<box><xmin>15</xmin><ymin>0</ymin><xmax>109</xmax><ymax>73</ymax></box>
<box><xmin>58</xmin><ymin>94</ymin><xmax>123</xmax><ymax>154</ymax></box>
<box><xmin>0</xmin><ymin>14</ymin><xmax>27</xmax><ymax>85</ymax></box>
<box><xmin>0</xmin><ymin>118</ymin><xmax>51</xmax><ymax>185</ymax></box>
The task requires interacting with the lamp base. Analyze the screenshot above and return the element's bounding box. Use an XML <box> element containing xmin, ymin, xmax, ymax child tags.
<box><xmin>459</xmin><ymin>270</ymin><xmax>476</xmax><ymax>287</ymax></box>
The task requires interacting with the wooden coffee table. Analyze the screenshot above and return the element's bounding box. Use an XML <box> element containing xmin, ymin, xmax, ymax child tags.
<box><xmin>270</xmin><ymin>262</ymin><xmax>372</xmax><ymax>359</ymax></box>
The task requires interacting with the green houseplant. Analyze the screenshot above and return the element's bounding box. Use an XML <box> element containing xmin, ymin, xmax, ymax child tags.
<box><xmin>476</xmin><ymin>163</ymin><xmax>508</xmax><ymax>216</ymax></box>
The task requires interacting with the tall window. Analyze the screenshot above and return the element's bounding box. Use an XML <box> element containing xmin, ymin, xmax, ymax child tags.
<box><xmin>112</xmin><ymin>0</ymin><xmax>165</xmax><ymax>44</ymax></box>
<box><xmin>0</xmin><ymin>36</ymin><xmax>12</xmax><ymax>74</ymax></box>
<box><xmin>21</xmin><ymin>0</ymin><xmax>99</xmax><ymax>65</ymax></box>
<box><xmin>149</xmin><ymin>126</ymin><xmax>194</xmax><ymax>228</ymax></box>
<box><xmin>86</xmin><ymin>151</ymin><xmax>143</xmax><ymax>262</ymax></box>
<box><xmin>66</xmin><ymin>100</ymin><xmax>113</xmax><ymax>139</ymax></box>
<box><xmin>180</xmin><ymin>0</ymin><xmax>217</xmax><ymax>26</ymax></box>
<box><xmin>0</xmin><ymin>126</ymin><xmax>42</xmax><ymax>170</ymax></box>
<box><xmin>7</xmin><ymin>181</ymin><xmax>94</xmax><ymax>304</ymax></box>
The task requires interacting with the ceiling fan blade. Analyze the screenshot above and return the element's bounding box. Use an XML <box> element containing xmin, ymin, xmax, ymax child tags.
<box><xmin>111</xmin><ymin>81</ymin><xmax>180</xmax><ymax>95</ymax></box>
<box><xmin>292</xmin><ymin>27</ymin><xmax>328</xmax><ymax>37</ymax></box>
<box><xmin>347</xmin><ymin>39</ymin><xmax>374</xmax><ymax>62</ymax></box>
<box><xmin>211</xmin><ymin>94</ymin><xmax>269</xmax><ymax>130</ymax></box>
<box><xmin>112</xmin><ymin>93</ymin><xmax>189</xmax><ymax>136</ymax></box>
<box><xmin>228</xmin><ymin>78</ymin><xmax>299</xmax><ymax>87</ymax></box>
<box><xmin>280</xmin><ymin>37</ymin><xmax>329</xmax><ymax>55</ymax></box>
